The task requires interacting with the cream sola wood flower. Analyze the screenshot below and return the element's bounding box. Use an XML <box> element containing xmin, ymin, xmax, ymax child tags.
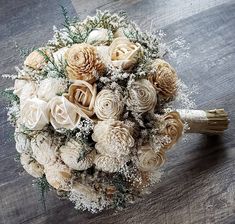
<box><xmin>136</xmin><ymin>144</ymin><xmax>165</xmax><ymax>171</ymax></box>
<box><xmin>94</xmin><ymin>89</ymin><xmax>124</xmax><ymax>120</ymax></box>
<box><xmin>64</xmin><ymin>80</ymin><xmax>97</xmax><ymax>117</ymax></box>
<box><xmin>59</xmin><ymin>139</ymin><xmax>95</xmax><ymax>171</ymax></box>
<box><xmin>31</xmin><ymin>132</ymin><xmax>58</xmax><ymax>166</ymax></box>
<box><xmin>159</xmin><ymin>112</ymin><xmax>184</xmax><ymax>150</ymax></box>
<box><xmin>14</xmin><ymin>132</ymin><xmax>31</xmax><ymax>153</ymax></box>
<box><xmin>52</xmin><ymin>47</ymin><xmax>68</xmax><ymax>67</ymax></box>
<box><xmin>20</xmin><ymin>153</ymin><xmax>44</xmax><ymax>178</ymax></box>
<box><xmin>44</xmin><ymin>162</ymin><xmax>72</xmax><ymax>191</ymax></box>
<box><xmin>92</xmin><ymin>119</ymin><xmax>135</xmax><ymax>158</ymax></box>
<box><xmin>127</xmin><ymin>79</ymin><xmax>157</xmax><ymax>113</ymax></box>
<box><xmin>148</xmin><ymin>59</ymin><xmax>178</xmax><ymax>100</ymax></box>
<box><xmin>20</xmin><ymin>97</ymin><xmax>49</xmax><ymax>130</ymax></box>
<box><xmin>65</xmin><ymin>43</ymin><xmax>105</xmax><ymax>82</ymax></box>
<box><xmin>94</xmin><ymin>154</ymin><xmax>127</xmax><ymax>173</ymax></box>
<box><xmin>69</xmin><ymin>182</ymin><xmax>108</xmax><ymax>213</ymax></box>
<box><xmin>24</xmin><ymin>48</ymin><xmax>50</xmax><ymax>70</ymax></box>
<box><xmin>13</xmin><ymin>79</ymin><xmax>37</xmax><ymax>102</ymax></box>
<box><xmin>48</xmin><ymin>95</ymin><xmax>89</xmax><ymax>130</ymax></box>
<box><xmin>109</xmin><ymin>37</ymin><xmax>143</xmax><ymax>70</ymax></box>
<box><xmin>86</xmin><ymin>28</ymin><xmax>110</xmax><ymax>45</ymax></box>
<box><xmin>70</xmin><ymin>182</ymin><xmax>101</xmax><ymax>203</ymax></box>
<box><xmin>37</xmin><ymin>77</ymin><xmax>67</xmax><ymax>102</ymax></box>
<box><xmin>96</xmin><ymin>46</ymin><xmax>111</xmax><ymax>67</ymax></box>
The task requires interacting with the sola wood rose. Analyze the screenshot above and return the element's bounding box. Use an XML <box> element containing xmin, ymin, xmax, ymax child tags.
<box><xmin>44</xmin><ymin>162</ymin><xmax>71</xmax><ymax>191</ymax></box>
<box><xmin>92</xmin><ymin>119</ymin><xmax>134</xmax><ymax>158</ymax></box>
<box><xmin>24</xmin><ymin>49</ymin><xmax>49</xmax><ymax>70</ymax></box>
<box><xmin>148</xmin><ymin>59</ymin><xmax>178</xmax><ymax>100</ymax></box>
<box><xmin>48</xmin><ymin>96</ymin><xmax>88</xmax><ymax>130</ymax></box>
<box><xmin>65</xmin><ymin>43</ymin><xmax>105</xmax><ymax>82</ymax></box>
<box><xmin>20</xmin><ymin>98</ymin><xmax>49</xmax><ymax>130</ymax></box>
<box><xmin>60</xmin><ymin>139</ymin><xmax>96</xmax><ymax>171</ymax></box>
<box><xmin>127</xmin><ymin>79</ymin><xmax>157</xmax><ymax>113</ymax></box>
<box><xmin>14</xmin><ymin>132</ymin><xmax>31</xmax><ymax>153</ymax></box>
<box><xmin>94</xmin><ymin>89</ymin><xmax>124</xmax><ymax>120</ymax></box>
<box><xmin>14</xmin><ymin>79</ymin><xmax>37</xmax><ymax>102</ymax></box>
<box><xmin>31</xmin><ymin>132</ymin><xmax>58</xmax><ymax>166</ymax></box>
<box><xmin>92</xmin><ymin>119</ymin><xmax>134</xmax><ymax>173</ymax></box>
<box><xmin>86</xmin><ymin>28</ymin><xmax>110</xmax><ymax>45</ymax></box>
<box><xmin>160</xmin><ymin>112</ymin><xmax>184</xmax><ymax>150</ymax></box>
<box><xmin>37</xmin><ymin>78</ymin><xmax>67</xmax><ymax>102</ymax></box>
<box><xmin>65</xmin><ymin>80</ymin><xmax>97</xmax><ymax>117</ymax></box>
<box><xmin>137</xmin><ymin>145</ymin><xmax>165</xmax><ymax>171</ymax></box>
<box><xmin>52</xmin><ymin>47</ymin><xmax>68</xmax><ymax>67</ymax></box>
<box><xmin>109</xmin><ymin>37</ymin><xmax>143</xmax><ymax>70</ymax></box>
<box><xmin>20</xmin><ymin>153</ymin><xmax>44</xmax><ymax>178</ymax></box>
<box><xmin>70</xmin><ymin>182</ymin><xmax>102</xmax><ymax>204</ymax></box>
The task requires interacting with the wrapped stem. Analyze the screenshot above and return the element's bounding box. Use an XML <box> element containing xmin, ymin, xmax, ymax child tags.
<box><xmin>177</xmin><ymin>109</ymin><xmax>229</xmax><ymax>134</ymax></box>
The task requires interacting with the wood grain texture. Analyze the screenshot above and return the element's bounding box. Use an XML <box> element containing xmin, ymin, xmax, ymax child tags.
<box><xmin>0</xmin><ymin>0</ymin><xmax>235</xmax><ymax>223</ymax></box>
<box><xmin>71</xmin><ymin>0</ymin><xmax>232</xmax><ymax>28</ymax></box>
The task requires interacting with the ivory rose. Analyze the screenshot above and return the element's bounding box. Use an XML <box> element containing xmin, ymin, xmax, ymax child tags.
<box><xmin>86</xmin><ymin>28</ymin><xmax>110</xmax><ymax>45</ymax></box>
<box><xmin>14</xmin><ymin>79</ymin><xmax>37</xmax><ymax>102</ymax></box>
<box><xmin>65</xmin><ymin>80</ymin><xmax>97</xmax><ymax>117</ymax></box>
<box><xmin>127</xmin><ymin>79</ymin><xmax>157</xmax><ymax>113</ymax></box>
<box><xmin>20</xmin><ymin>153</ymin><xmax>44</xmax><ymax>178</ymax></box>
<box><xmin>109</xmin><ymin>37</ymin><xmax>143</xmax><ymax>70</ymax></box>
<box><xmin>37</xmin><ymin>78</ymin><xmax>67</xmax><ymax>102</ymax></box>
<box><xmin>48</xmin><ymin>96</ymin><xmax>88</xmax><ymax>130</ymax></box>
<box><xmin>148</xmin><ymin>59</ymin><xmax>178</xmax><ymax>100</ymax></box>
<box><xmin>137</xmin><ymin>144</ymin><xmax>165</xmax><ymax>171</ymax></box>
<box><xmin>92</xmin><ymin>119</ymin><xmax>134</xmax><ymax>157</ymax></box>
<box><xmin>94</xmin><ymin>89</ymin><xmax>124</xmax><ymax>120</ymax></box>
<box><xmin>31</xmin><ymin>132</ymin><xmax>58</xmax><ymax>166</ymax></box>
<box><xmin>161</xmin><ymin>112</ymin><xmax>184</xmax><ymax>150</ymax></box>
<box><xmin>60</xmin><ymin>139</ymin><xmax>95</xmax><ymax>170</ymax></box>
<box><xmin>24</xmin><ymin>49</ymin><xmax>49</xmax><ymax>70</ymax></box>
<box><xmin>20</xmin><ymin>98</ymin><xmax>49</xmax><ymax>130</ymax></box>
<box><xmin>65</xmin><ymin>43</ymin><xmax>105</xmax><ymax>82</ymax></box>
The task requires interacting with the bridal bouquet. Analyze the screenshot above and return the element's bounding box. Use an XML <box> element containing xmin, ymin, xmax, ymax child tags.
<box><xmin>3</xmin><ymin>9</ymin><xmax>228</xmax><ymax>212</ymax></box>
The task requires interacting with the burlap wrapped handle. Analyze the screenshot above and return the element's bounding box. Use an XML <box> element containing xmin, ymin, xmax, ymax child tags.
<box><xmin>177</xmin><ymin>109</ymin><xmax>229</xmax><ymax>134</ymax></box>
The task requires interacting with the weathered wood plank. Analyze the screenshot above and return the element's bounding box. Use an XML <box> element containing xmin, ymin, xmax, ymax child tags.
<box><xmin>71</xmin><ymin>0</ymin><xmax>232</xmax><ymax>28</ymax></box>
<box><xmin>0</xmin><ymin>0</ymin><xmax>235</xmax><ymax>224</ymax></box>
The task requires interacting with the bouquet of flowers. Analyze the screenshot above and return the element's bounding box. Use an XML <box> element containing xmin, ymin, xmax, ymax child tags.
<box><xmin>3</xmin><ymin>9</ymin><xmax>229</xmax><ymax>212</ymax></box>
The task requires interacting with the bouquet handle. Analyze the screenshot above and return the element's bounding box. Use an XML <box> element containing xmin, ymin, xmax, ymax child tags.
<box><xmin>177</xmin><ymin>109</ymin><xmax>229</xmax><ymax>134</ymax></box>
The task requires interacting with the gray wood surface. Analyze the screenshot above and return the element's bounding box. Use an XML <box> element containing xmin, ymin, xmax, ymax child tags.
<box><xmin>0</xmin><ymin>0</ymin><xmax>235</xmax><ymax>223</ymax></box>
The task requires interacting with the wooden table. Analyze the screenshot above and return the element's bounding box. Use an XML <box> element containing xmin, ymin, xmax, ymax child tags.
<box><xmin>0</xmin><ymin>0</ymin><xmax>234</xmax><ymax>223</ymax></box>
